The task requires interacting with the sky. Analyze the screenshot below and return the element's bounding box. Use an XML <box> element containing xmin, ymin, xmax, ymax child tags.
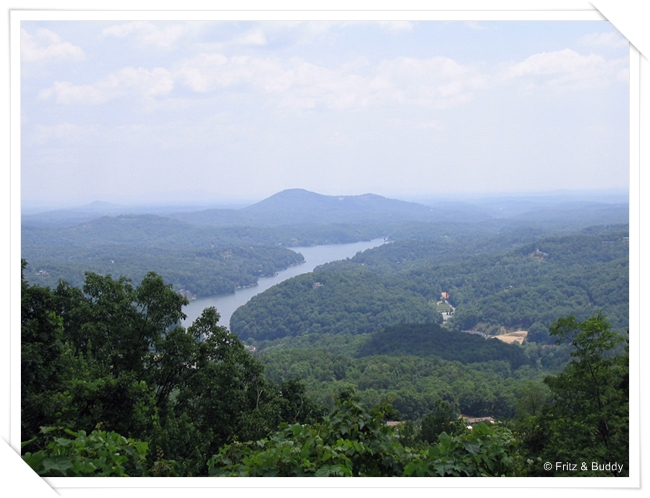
<box><xmin>20</xmin><ymin>19</ymin><xmax>630</xmax><ymax>208</ymax></box>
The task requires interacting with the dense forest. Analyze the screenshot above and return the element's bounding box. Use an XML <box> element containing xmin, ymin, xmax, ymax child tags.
<box><xmin>21</xmin><ymin>190</ymin><xmax>630</xmax><ymax>477</ymax></box>
<box><xmin>22</xmin><ymin>189</ymin><xmax>629</xmax><ymax>301</ymax></box>
<box><xmin>22</xmin><ymin>243</ymin><xmax>305</xmax><ymax>297</ymax></box>
<box><xmin>21</xmin><ymin>265</ymin><xmax>628</xmax><ymax>477</ymax></box>
<box><xmin>231</xmin><ymin>227</ymin><xmax>629</xmax><ymax>343</ymax></box>
<box><xmin>231</xmin><ymin>266</ymin><xmax>441</xmax><ymax>340</ymax></box>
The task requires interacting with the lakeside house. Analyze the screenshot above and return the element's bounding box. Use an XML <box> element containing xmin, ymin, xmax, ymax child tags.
<box><xmin>178</xmin><ymin>289</ymin><xmax>197</xmax><ymax>300</ymax></box>
<box><xmin>460</xmin><ymin>415</ymin><xmax>496</xmax><ymax>429</ymax></box>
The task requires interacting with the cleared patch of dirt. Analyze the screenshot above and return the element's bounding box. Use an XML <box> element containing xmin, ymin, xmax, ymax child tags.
<box><xmin>493</xmin><ymin>330</ymin><xmax>528</xmax><ymax>345</ymax></box>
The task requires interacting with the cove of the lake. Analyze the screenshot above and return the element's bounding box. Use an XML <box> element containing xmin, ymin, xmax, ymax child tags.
<box><xmin>182</xmin><ymin>238</ymin><xmax>386</xmax><ymax>329</ymax></box>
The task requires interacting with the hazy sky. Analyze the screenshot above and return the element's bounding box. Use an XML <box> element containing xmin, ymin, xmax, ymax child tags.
<box><xmin>21</xmin><ymin>20</ymin><xmax>629</xmax><ymax>207</ymax></box>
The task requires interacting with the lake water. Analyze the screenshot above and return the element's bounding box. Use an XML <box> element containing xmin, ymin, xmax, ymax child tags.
<box><xmin>182</xmin><ymin>238</ymin><xmax>386</xmax><ymax>329</ymax></box>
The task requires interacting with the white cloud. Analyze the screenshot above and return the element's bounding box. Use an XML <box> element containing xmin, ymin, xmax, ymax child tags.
<box><xmin>284</xmin><ymin>61</ymin><xmax>370</xmax><ymax>110</ymax></box>
<box><xmin>49</xmin><ymin>44</ymin><xmax>635</xmax><ymax>112</ymax></box>
<box><xmin>38</xmin><ymin>66</ymin><xmax>174</xmax><ymax>104</ymax></box>
<box><xmin>38</xmin><ymin>82</ymin><xmax>105</xmax><ymax>104</ymax></box>
<box><xmin>172</xmin><ymin>52</ymin><xmax>488</xmax><ymax>110</ymax></box>
<box><xmin>175</xmin><ymin>53</ymin><xmax>290</xmax><ymax>93</ymax></box>
<box><xmin>36</xmin><ymin>45</ymin><xmax>625</xmax><ymax>111</ymax></box>
<box><xmin>501</xmin><ymin>49</ymin><xmax>628</xmax><ymax>89</ymax></box>
<box><xmin>21</xmin><ymin>28</ymin><xmax>84</xmax><ymax>63</ymax></box>
<box><xmin>117</xmin><ymin>67</ymin><xmax>175</xmax><ymax>95</ymax></box>
<box><xmin>175</xmin><ymin>54</ymin><xmax>361</xmax><ymax>109</ymax></box>
<box><xmin>223</xmin><ymin>21</ymin><xmax>411</xmax><ymax>51</ymax></box>
<box><xmin>232</xmin><ymin>29</ymin><xmax>267</xmax><ymax>46</ymax></box>
<box><xmin>578</xmin><ymin>31</ymin><xmax>628</xmax><ymax>49</ymax></box>
<box><xmin>377</xmin><ymin>21</ymin><xmax>414</xmax><ymax>32</ymax></box>
<box><xmin>102</xmin><ymin>21</ymin><xmax>192</xmax><ymax>48</ymax></box>
<box><xmin>374</xmin><ymin>56</ymin><xmax>488</xmax><ymax>108</ymax></box>
<box><xmin>464</xmin><ymin>21</ymin><xmax>486</xmax><ymax>31</ymax></box>
<box><xmin>37</xmin><ymin>50</ymin><xmax>489</xmax><ymax>111</ymax></box>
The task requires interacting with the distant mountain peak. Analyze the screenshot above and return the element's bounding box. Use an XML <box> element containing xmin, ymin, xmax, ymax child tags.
<box><xmin>165</xmin><ymin>189</ymin><xmax>503</xmax><ymax>226</ymax></box>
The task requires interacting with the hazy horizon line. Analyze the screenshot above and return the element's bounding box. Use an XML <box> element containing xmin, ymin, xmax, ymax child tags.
<box><xmin>22</xmin><ymin>186</ymin><xmax>630</xmax><ymax>216</ymax></box>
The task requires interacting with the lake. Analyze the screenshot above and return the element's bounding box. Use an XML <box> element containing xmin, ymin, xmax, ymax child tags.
<box><xmin>182</xmin><ymin>238</ymin><xmax>386</xmax><ymax>329</ymax></box>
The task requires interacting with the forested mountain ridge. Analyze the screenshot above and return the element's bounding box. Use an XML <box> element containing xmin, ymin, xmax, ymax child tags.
<box><xmin>240</xmin><ymin>189</ymin><xmax>445</xmax><ymax>223</ymax></box>
<box><xmin>22</xmin><ymin>212</ymin><xmax>385</xmax><ymax>297</ymax></box>
<box><xmin>165</xmin><ymin>188</ymin><xmax>478</xmax><ymax>226</ymax></box>
<box><xmin>22</xmin><ymin>190</ymin><xmax>628</xmax><ymax>296</ymax></box>
<box><xmin>512</xmin><ymin>201</ymin><xmax>629</xmax><ymax>225</ymax></box>
<box><xmin>22</xmin><ymin>214</ymin><xmax>200</xmax><ymax>247</ymax></box>
<box><xmin>408</xmin><ymin>230</ymin><xmax>629</xmax><ymax>336</ymax></box>
<box><xmin>167</xmin><ymin>189</ymin><xmax>629</xmax><ymax>227</ymax></box>
<box><xmin>231</xmin><ymin>265</ymin><xmax>441</xmax><ymax>340</ymax></box>
<box><xmin>23</xmin><ymin>214</ymin><xmax>389</xmax><ymax>249</ymax></box>
<box><xmin>22</xmin><ymin>244</ymin><xmax>305</xmax><ymax>297</ymax></box>
<box><xmin>24</xmin><ymin>188</ymin><xmax>628</xmax><ymax>229</ymax></box>
<box><xmin>231</xmin><ymin>226</ymin><xmax>629</xmax><ymax>343</ymax></box>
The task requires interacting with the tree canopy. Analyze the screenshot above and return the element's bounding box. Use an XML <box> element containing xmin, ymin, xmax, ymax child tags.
<box><xmin>21</xmin><ymin>262</ymin><xmax>323</xmax><ymax>476</ymax></box>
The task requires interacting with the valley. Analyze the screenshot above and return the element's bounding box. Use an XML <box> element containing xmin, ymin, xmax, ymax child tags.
<box><xmin>21</xmin><ymin>188</ymin><xmax>630</xmax><ymax>477</ymax></box>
